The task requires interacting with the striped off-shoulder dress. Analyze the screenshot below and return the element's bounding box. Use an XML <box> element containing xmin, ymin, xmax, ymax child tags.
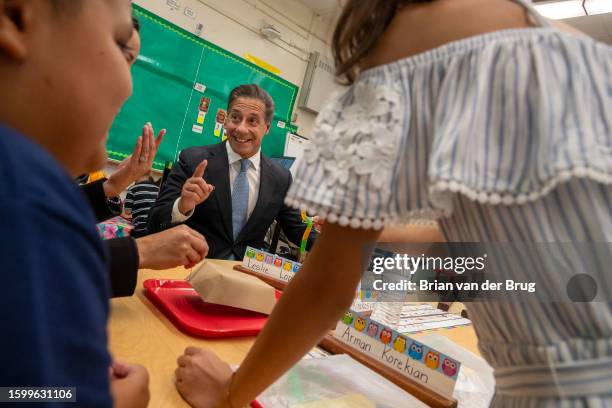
<box><xmin>285</xmin><ymin>0</ymin><xmax>612</xmax><ymax>406</ymax></box>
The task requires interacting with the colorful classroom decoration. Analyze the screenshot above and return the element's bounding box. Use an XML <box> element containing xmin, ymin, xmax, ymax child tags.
<box><xmin>299</xmin><ymin>211</ymin><xmax>314</xmax><ymax>261</ymax></box>
<box><xmin>334</xmin><ymin>310</ymin><xmax>461</xmax><ymax>399</ymax></box>
<box><xmin>107</xmin><ymin>5</ymin><xmax>299</xmax><ymax>170</ymax></box>
<box><xmin>97</xmin><ymin>216</ymin><xmax>133</xmax><ymax>240</ymax></box>
<box><xmin>242</xmin><ymin>246</ymin><xmax>301</xmax><ymax>284</ymax></box>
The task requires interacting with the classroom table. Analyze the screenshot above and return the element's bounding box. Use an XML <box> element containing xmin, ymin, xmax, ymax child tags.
<box><xmin>108</xmin><ymin>260</ymin><xmax>480</xmax><ymax>408</ymax></box>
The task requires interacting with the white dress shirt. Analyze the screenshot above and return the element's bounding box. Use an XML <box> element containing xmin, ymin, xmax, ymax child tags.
<box><xmin>172</xmin><ymin>143</ymin><xmax>261</xmax><ymax>223</ymax></box>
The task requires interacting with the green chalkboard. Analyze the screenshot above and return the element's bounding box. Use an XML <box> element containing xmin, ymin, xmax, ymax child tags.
<box><xmin>107</xmin><ymin>5</ymin><xmax>299</xmax><ymax>170</ymax></box>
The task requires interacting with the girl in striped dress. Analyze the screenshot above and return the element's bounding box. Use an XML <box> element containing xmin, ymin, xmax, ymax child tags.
<box><xmin>175</xmin><ymin>1</ymin><xmax>612</xmax><ymax>406</ymax></box>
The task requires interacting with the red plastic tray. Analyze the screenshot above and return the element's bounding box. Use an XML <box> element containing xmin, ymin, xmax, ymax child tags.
<box><xmin>143</xmin><ymin>279</ymin><xmax>280</xmax><ymax>338</ymax></box>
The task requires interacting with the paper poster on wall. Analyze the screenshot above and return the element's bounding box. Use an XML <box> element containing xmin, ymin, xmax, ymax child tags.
<box><xmin>214</xmin><ymin>108</ymin><xmax>226</xmax><ymax>137</ymax></box>
<box><xmin>284</xmin><ymin>133</ymin><xmax>309</xmax><ymax>162</ymax></box>
<box><xmin>196</xmin><ymin>97</ymin><xmax>210</xmax><ymax>125</ymax></box>
<box><xmin>199</xmin><ymin>97</ymin><xmax>210</xmax><ymax>113</ymax></box>
<box><xmin>196</xmin><ymin>111</ymin><xmax>205</xmax><ymax>125</ymax></box>
<box><xmin>194</xmin><ymin>82</ymin><xmax>206</xmax><ymax>93</ymax></box>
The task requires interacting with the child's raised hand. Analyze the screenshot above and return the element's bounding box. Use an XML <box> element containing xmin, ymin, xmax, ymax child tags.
<box><xmin>103</xmin><ymin>122</ymin><xmax>166</xmax><ymax>197</ymax></box>
<box><xmin>128</xmin><ymin>122</ymin><xmax>166</xmax><ymax>178</ymax></box>
<box><xmin>140</xmin><ymin>121</ymin><xmax>166</xmax><ymax>169</ymax></box>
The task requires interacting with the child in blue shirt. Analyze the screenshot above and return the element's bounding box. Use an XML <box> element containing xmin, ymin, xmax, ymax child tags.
<box><xmin>0</xmin><ymin>1</ymin><xmax>148</xmax><ymax>407</ymax></box>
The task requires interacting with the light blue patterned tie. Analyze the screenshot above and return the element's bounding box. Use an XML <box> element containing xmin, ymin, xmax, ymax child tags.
<box><xmin>231</xmin><ymin>158</ymin><xmax>250</xmax><ymax>239</ymax></box>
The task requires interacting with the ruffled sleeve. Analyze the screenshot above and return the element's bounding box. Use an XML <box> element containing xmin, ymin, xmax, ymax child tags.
<box><xmin>286</xmin><ymin>29</ymin><xmax>612</xmax><ymax>229</ymax></box>
<box><xmin>285</xmin><ymin>75</ymin><xmax>406</xmax><ymax>230</ymax></box>
<box><xmin>426</xmin><ymin>31</ymin><xmax>612</xmax><ymax>214</ymax></box>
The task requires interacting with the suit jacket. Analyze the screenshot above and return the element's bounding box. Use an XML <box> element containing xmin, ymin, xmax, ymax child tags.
<box><xmin>148</xmin><ymin>142</ymin><xmax>313</xmax><ymax>259</ymax></box>
<box><xmin>80</xmin><ymin>178</ymin><xmax>139</xmax><ymax>298</ymax></box>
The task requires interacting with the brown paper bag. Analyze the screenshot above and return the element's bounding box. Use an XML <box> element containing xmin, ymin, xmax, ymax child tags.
<box><xmin>187</xmin><ymin>262</ymin><xmax>276</xmax><ymax>315</ymax></box>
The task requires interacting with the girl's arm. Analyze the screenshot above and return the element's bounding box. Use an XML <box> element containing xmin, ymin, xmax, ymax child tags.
<box><xmin>229</xmin><ymin>224</ymin><xmax>381</xmax><ymax>406</ymax></box>
<box><xmin>175</xmin><ymin>223</ymin><xmax>381</xmax><ymax>408</ymax></box>
<box><xmin>378</xmin><ymin>223</ymin><xmax>444</xmax><ymax>243</ymax></box>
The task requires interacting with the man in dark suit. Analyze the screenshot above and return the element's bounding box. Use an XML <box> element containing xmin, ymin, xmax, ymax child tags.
<box><xmin>148</xmin><ymin>84</ymin><xmax>314</xmax><ymax>260</ymax></box>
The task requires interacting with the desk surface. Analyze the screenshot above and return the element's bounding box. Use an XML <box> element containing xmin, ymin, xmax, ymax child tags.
<box><xmin>108</xmin><ymin>260</ymin><xmax>480</xmax><ymax>408</ymax></box>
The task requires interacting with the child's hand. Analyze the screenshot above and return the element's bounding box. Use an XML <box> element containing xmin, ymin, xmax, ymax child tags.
<box><xmin>175</xmin><ymin>347</ymin><xmax>234</xmax><ymax>408</ymax></box>
<box><xmin>109</xmin><ymin>359</ymin><xmax>130</xmax><ymax>379</ymax></box>
<box><xmin>110</xmin><ymin>361</ymin><xmax>150</xmax><ymax>408</ymax></box>
<box><xmin>104</xmin><ymin>122</ymin><xmax>165</xmax><ymax>197</ymax></box>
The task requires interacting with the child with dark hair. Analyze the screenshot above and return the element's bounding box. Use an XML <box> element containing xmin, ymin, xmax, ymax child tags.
<box><xmin>124</xmin><ymin>172</ymin><xmax>161</xmax><ymax>237</ymax></box>
<box><xmin>0</xmin><ymin>1</ymin><xmax>148</xmax><ymax>407</ymax></box>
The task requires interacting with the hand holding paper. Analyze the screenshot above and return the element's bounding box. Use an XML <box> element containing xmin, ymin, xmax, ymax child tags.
<box><xmin>137</xmin><ymin>225</ymin><xmax>209</xmax><ymax>270</ymax></box>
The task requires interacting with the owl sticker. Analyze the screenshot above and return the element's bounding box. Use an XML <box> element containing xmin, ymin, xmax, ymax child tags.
<box><xmin>367</xmin><ymin>322</ymin><xmax>379</xmax><ymax>338</ymax></box>
<box><xmin>354</xmin><ymin>317</ymin><xmax>366</xmax><ymax>332</ymax></box>
<box><xmin>246</xmin><ymin>248</ymin><xmax>256</xmax><ymax>258</ymax></box>
<box><xmin>292</xmin><ymin>263</ymin><xmax>300</xmax><ymax>273</ymax></box>
<box><xmin>283</xmin><ymin>261</ymin><xmax>292</xmax><ymax>271</ymax></box>
<box><xmin>264</xmin><ymin>255</ymin><xmax>273</xmax><ymax>264</ymax></box>
<box><xmin>274</xmin><ymin>258</ymin><xmax>282</xmax><ymax>267</ymax></box>
<box><xmin>408</xmin><ymin>342</ymin><xmax>423</xmax><ymax>361</ymax></box>
<box><xmin>442</xmin><ymin>358</ymin><xmax>458</xmax><ymax>377</ymax></box>
<box><xmin>425</xmin><ymin>351</ymin><xmax>440</xmax><ymax>369</ymax></box>
<box><xmin>393</xmin><ymin>336</ymin><xmax>407</xmax><ymax>353</ymax></box>
<box><xmin>255</xmin><ymin>252</ymin><xmax>264</xmax><ymax>262</ymax></box>
<box><xmin>342</xmin><ymin>312</ymin><xmax>354</xmax><ymax>325</ymax></box>
<box><xmin>379</xmin><ymin>329</ymin><xmax>392</xmax><ymax>345</ymax></box>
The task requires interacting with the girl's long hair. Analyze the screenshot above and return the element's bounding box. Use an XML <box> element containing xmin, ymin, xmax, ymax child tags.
<box><xmin>332</xmin><ymin>1</ymin><xmax>432</xmax><ymax>84</ymax></box>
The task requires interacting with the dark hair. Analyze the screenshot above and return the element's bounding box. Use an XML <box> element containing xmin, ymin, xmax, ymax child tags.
<box><xmin>228</xmin><ymin>84</ymin><xmax>275</xmax><ymax>124</ymax></box>
<box><xmin>332</xmin><ymin>0</ymin><xmax>431</xmax><ymax>85</ymax></box>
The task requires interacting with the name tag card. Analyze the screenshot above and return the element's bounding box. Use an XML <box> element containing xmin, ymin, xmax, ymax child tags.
<box><xmin>334</xmin><ymin>310</ymin><xmax>460</xmax><ymax>399</ymax></box>
<box><xmin>242</xmin><ymin>248</ymin><xmax>459</xmax><ymax>398</ymax></box>
<box><xmin>242</xmin><ymin>247</ymin><xmax>301</xmax><ymax>284</ymax></box>
<box><xmin>241</xmin><ymin>249</ymin><xmax>378</xmax><ymax>313</ymax></box>
<box><xmin>351</xmin><ymin>282</ymin><xmax>378</xmax><ymax>313</ymax></box>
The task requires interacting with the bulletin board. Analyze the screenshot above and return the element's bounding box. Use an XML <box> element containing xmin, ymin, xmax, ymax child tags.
<box><xmin>106</xmin><ymin>4</ymin><xmax>299</xmax><ymax>170</ymax></box>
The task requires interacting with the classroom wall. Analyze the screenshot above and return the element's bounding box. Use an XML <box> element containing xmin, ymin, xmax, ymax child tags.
<box><xmin>564</xmin><ymin>13</ymin><xmax>612</xmax><ymax>44</ymax></box>
<box><xmin>133</xmin><ymin>0</ymin><xmax>340</xmax><ymax>139</ymax></box>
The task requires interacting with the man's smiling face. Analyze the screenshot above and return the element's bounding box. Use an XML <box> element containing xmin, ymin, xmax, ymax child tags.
<box><xmin>225</xmin><ymin>97</ymin><xmax>270</xmax><ymax>158</ymax></box>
